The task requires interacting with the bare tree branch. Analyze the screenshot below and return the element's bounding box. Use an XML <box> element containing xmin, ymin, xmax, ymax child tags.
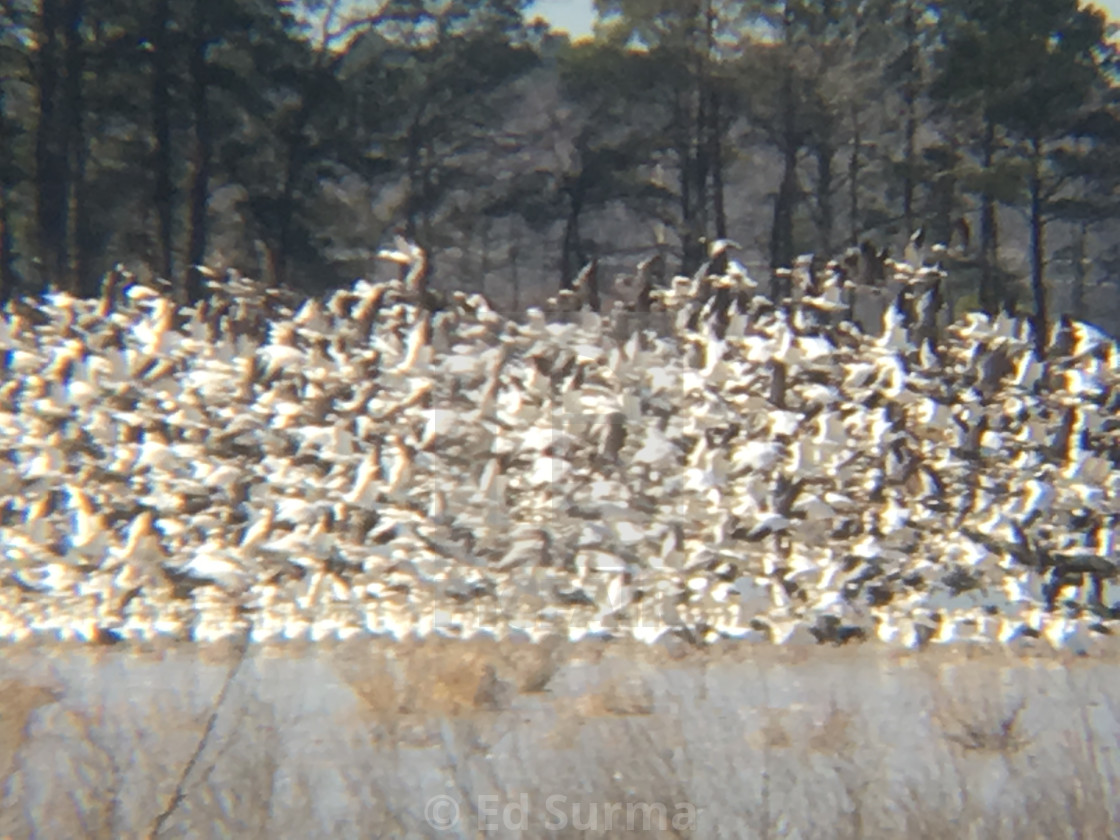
<box><xmin>147</xmin><ymin>633</ymin><xmax>250</xmax><ymax>839</ymax></box>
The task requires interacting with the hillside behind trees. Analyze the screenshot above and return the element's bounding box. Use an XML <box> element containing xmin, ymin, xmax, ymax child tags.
<box><xmin>1</xmin><ymin>0</ymin><xmax>1119</xmax><ymax>335</ymax></box>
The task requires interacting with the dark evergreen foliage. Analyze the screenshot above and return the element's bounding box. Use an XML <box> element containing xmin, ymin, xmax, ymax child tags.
<box><xmin>0</xmin><ymin>0</ymin><xmax>1117</xmax><ymax>329</ymax></box>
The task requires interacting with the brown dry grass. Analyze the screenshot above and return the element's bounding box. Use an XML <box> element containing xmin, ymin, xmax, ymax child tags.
<box><xmin>748</xmin><ymin>707</ymin><xmax>796</xmax><ymax>751</ymax></box>
<box><xmin>3</xmin><ymin>641</ymin><xmax>1120</xmax><ymax>838</ymax></box>
<box><xmin>335</xmin><ymin>636</ymin><xmax>574</xmax><ymax>722</ymax></box>
<box><xmin>805</xmin><ymin>700</ymin><xmax>858</xmax><ymax>757</ymax></box>
<box><xmin>337</xmin><ymin>639</ymin><xmax>507</xmax><ymax>719</ymax></box>
<box><xmin>0</xmin><ymin>679</ymin><xmax>63</xmax><ymax>780</ymax></box>
<box><xmin>924</xmin><ymin>664</ymin><xmax>1031</xmax><ymax>756</ymax></box>
<box><xmin>574</xmin><ymin>669</ymin><xmax>656</xmax><ymax>718</ymax></box>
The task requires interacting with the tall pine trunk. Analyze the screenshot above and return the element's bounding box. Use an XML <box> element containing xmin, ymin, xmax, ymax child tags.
<box><xmin>848</xmin><ymin>101</ymin><xmax>860</xmax><ymax>246</ymax></box>
<box><xmin>705</xmin><ymin>0</ymin><xmax>726</xmax><ymax>243</ymax></box>
<box><xmin>693</xmin><ymin>79</ymin><xmax>709</xmax><ymax>250</ymax></box>
<box><xmin>927</xmin><ymin>142</ymin><xmax>958</xmax><ymax>248</ymax></box>
<box><xmin>63</xmin><ymin>0</ymin><xmax>90</xmax><ymax>295</ymax></box>
<box><xmin>35</xmin><ymin>0</ymin><xmax>66</xmax><ymax>289</ymax></box>
<box><xmin>816</xmin><ymin>134</ymin><xmax>834</xmax><ymax>257</ymax></box>
<box><xmin>405</xmin><ymin>113</ymin><xmax>423</xmax><ymax>242</ymax></box>
<box><xmin>0</xmin><ymin>69</ymin><xmax>16</xmax><ymax>301</ymax></box>
<box><xmin>770</xmin><ymin>53</ymin><xmax>798</xmax><ymax>297</ymax></box>
<box><xmin>901</xmin><ymin>0</ymin><xmax>918</xmax><ymax>237</ymax></box>
<box><xmin>1071</xmin><ymin>221</ymin><xmax>1087</xmax><ymax>322</ymax></box>
<box><xmin>151</xmin><ymin>0</ymin><xmax>174</xmax><ymax>282</ymax></box>
<box><xmin>185</xmin><ymin>0</ymin><xmax>211</xmax><ymax>304</ymax></box>
<box><xmin>1028</xmin><ymin>135</ymin><xmax>1047</xmax><ymax>354</ymax></box>
<box><xmin>276</xmin><ymin>130</ymin><xmax>306</xmax><ymax>288</ymax></box>
<box><xmin>559</xmin><ymin>176</ymin><xmax>585</xmax><ymax>290</ymax></box>
<box><xmin>274</xmin><ymin>61</ymin><xmax>333</xmax><ymax>289</ymax></box>
<box><xmin>0</xmin><ymin>186</ymin><xmax>13</xmax><ymax>302</ymax></box>
<box><xmin>978</xmin><ymin>117</ymin><xmax>999</xmax><ymax>314</ymax></box>
<box><xmin>709</xmin><ymin>87</ymin><xmax>727</xmax><ymax>240</ymax></box>
<box><xmin>676</xmin><ymin>85</ymin><xmax>701</xmax><ymax>275</ymax></box>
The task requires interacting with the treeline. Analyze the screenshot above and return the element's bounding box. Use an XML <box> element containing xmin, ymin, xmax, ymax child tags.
<box><xmin>1</xmin><ymin>0</ymin><xmax>1118</xmax><ymax>332</ymax></box>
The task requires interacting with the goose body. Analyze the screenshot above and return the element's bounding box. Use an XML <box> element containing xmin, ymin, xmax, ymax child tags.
<box><xmin>0</xmin><ymin>244</ymin><xmax>1117</xmax><ymax>649</ymax></box>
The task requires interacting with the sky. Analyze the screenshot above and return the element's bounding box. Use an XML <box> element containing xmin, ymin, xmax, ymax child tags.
<box><xmin>529</xmin><ymin>0</ymin><xmax>596</xmax><ymax>39</ymax></box>
<box><xmin>1087</xmin><ymin>0</ymin><xmax>1120</xmax><ymax>21</ymax></box>
<box><xmin>529</xmin><ymin>0</ymin><xmax>1120</xmax><ymax>40</ymax></box>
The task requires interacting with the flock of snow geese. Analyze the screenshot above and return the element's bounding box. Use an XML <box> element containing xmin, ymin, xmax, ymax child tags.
<box><xmin>1</xmin><ymin>240</ymin><xmax>1118</xmax><ymax>652</ymax></box>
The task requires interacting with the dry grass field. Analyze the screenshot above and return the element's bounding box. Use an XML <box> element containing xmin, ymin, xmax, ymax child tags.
<box><xmin>0</xmin><ymin>639</ymin><xmax>1118</xmax><ymax>838</ymax></box>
